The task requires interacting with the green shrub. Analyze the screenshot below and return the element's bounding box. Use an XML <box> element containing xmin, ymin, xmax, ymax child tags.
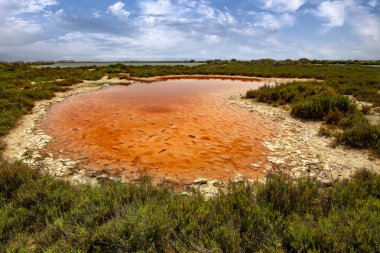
<box><xmin>105</xmin><ymin>63</ymin><xmax>128</xmax><ymax>74</ymax></box>
<box><xmin>1</xmin><ymin>163</ymin><xmax>379</xmax><ymax>252</ymax></box>
<box><xmin>291</xmin><ymin>95</ymin><xmax>351</xmax><ymax>120</ymax></box>
<box><xmin>319</xmin><ymin>126</ymin><xmax>334</xmax><ymax>137</ymax></box>
<box><xmin>362</xmin><ymin>105</ymin><xmax>372</xmax><ymax>115</ymax></box>
<box><xmin>338</xmin><ymin>119</ymin><xmax>380</xmax><ymax>151</ymax></box>
<box><xmin>323</xmin><ymin>110</ymin><xmax>345</xmax><ymax>125</ymax></box>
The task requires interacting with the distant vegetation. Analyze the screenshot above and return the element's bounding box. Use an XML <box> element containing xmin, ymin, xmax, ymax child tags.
<box><xmin>0</xmin><ymin>161</ymin><xmax>379</xmax><ymax>252</ymax></box>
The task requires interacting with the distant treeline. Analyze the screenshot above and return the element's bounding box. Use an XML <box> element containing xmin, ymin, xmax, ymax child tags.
<box><xmin>206</xmin><ymin>58</ymin><xmax>380</xmax><ymax>65</ymax></box>
<box><xmin>9</xmin><ymin>58</ymin><xmax>380</xmax><ymax>66</ymax></box>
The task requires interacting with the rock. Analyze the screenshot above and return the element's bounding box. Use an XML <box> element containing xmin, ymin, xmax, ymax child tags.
<box><xmin>251</xmin><ymin>163</ymin><xmax>261</xmax><ymax>168</ymax></box>
<box><xmin>267</xmin><ymin>156</ymin><xmax>285</xmax><ymax>166</ymax></box>
<box><xmin>61</xmin><ymin>170</ymin><xmax>75</xmax><ymax>177</ymax></box>
<box><xmin>96</xmin><ymin>173</ymin><xmax>110</xmax><ymax>179</ymax></box>
<box><xmin>232</xmin><ymin>173</ymin><xmax>244</xmax><ymax>183</ymax></box>
<box><xmin>193</xmin><ymin>178</ymin><xmax>208</xmax><ymax>185</ymax></box>
<box><xmin>209</xmin><ymin>179</ymin><xmax>224</xmax><ymax>187</ymax></box>
<box><xmin>180</xmin><ymin>192</ymin><xmax>191</xmax><ymax>197</ymax></box>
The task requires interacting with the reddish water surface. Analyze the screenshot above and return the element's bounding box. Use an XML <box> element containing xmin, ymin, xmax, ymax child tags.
<box><xmin>39</xmin><ymin>79</ymin><xmax>279</xmax><ymax>184</ymax></box>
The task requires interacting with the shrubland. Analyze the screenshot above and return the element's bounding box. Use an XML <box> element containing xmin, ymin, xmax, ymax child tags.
<box><xmin>245</xmin><ymin>81</ymin><xmax>380</xmax><ymax>155</ymax></box>
<box><xmin>0</xmin><ymin>161</ymin><xmax>379</xmax><ymax>252</ymax></box>
<box><xmin>0</xmin><ymin>60</ymin><xmax>379</xmax><ymax>252</ymax></box>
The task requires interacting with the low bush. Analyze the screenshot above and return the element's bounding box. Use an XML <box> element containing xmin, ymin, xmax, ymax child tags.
<box><xmin>243</xmin><ymin>67</ymin><xmax>380</xmax><ymax>154</ymax></box>
<box><xmin>0</xmin><ymin>162</ymin><xmax>379</xmax><ymax>252</ymax></box>
<box><xmin>361</xmin><ymin>105</ymin><xmax>372</xmax><ymax>115</ymax></box>
<box><xmin>338</xmin><ymin>118</ymin><xmax>380</xmax><ymax>152</ymax></box>
<box><xmin>291</xmin><ymin>95</ymin><xmax>351</xmax><ymax>120</ymax></box>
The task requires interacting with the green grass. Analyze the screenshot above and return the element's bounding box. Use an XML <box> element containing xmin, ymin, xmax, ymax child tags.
<box><xmin>0</xmin><ymin>161</ymin><xmax>379</xmax><ymax>252</ymax></box>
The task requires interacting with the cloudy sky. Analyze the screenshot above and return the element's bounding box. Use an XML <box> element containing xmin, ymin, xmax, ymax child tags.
<box><xmin>0</xmin><ymin>0</ymin><xmax>379</xmax><ymax>61</ymax></box>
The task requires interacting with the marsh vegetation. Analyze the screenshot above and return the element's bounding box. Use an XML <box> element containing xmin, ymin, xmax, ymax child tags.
<box><xmin>0</xmin><ymin>161</ymin><xmax>379</xmax><ymax>252</ymax></box>
<box><xmin>0</xmin><ymin>60</ymin><xmax>379</xmax><ymax>252</ymax></box>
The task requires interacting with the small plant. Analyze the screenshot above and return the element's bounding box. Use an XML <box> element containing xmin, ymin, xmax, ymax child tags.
<box><xmin>323</xmin><ymin>110</ymin><xmax>344</xmax><ymax>125</ymax></box>
<box><xmin>338</xmin><ymin>118</ymin><xmax>380</xmax><ymax>152</ymax></box>
<box><xmin>361</xmin><ymin>105</ymin><xmax>372</xmax><ymax>115</ymax></box>
<box><xmin>319</xmin><ymin>126</ymin><xmax>334</xmax><ymax>137</ymax></box>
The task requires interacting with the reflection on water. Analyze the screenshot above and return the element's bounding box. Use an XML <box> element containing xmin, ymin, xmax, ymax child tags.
<box><xmin>39</xmin><ymin>79</ymin><xmax>280</xmax><ymax>183</ymax></box>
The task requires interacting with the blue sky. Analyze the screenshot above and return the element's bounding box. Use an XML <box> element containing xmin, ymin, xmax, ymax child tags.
<box><xmin>0</xmin><ymin>0</ymin><xmax>379</xmax><ymax>61</ymax></box>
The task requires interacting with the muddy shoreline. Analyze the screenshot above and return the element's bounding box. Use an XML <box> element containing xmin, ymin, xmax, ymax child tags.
<box><xmin>2</xmin><ymin>75</ymin><xmax>378</xmax><ymax>195</ymax></box>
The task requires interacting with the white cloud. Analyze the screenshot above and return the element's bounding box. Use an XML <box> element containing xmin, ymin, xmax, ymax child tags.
<box><xmin>315</xmin><ymin>1</ymin><xmax>347</xmax><ymax>28</ymax></box>
<box><xmin>108</xmin><ymin>2</ymin><xmax>130</xmax><ymax>19</ymax></box>
<box><xmin>140</xmin><ymin>0</ymin><xmax>173</xmax><ymax>15</ymax></box>
<box><xmin>136</xmin><ymin>15</ymin><xmax>158</xmax><ymax>26</ymax></box>
<box><xmin>0</xmin><ymin>17</ymin><xmax>43</xmax><ymax>46</ymax></box>
<box><xmin>0</xmin><ymin>0</ymin><xmax>378</xmax><ymax>61</ymax></box>
<box><xmin>205</xmin><ymin>35</ymin><xmax>221</xmax><ymax>43</ymax></box>
<box><xmin>263</xmin><ymin>0</ymin><xmax>306</xmax><ymax>12</ymax></box>
<box><xmin>0</xmin><ymin>0</ymin><xmax>57</xmax><ymax>19</ymax></box>
<box><xmin>197</xmin><ymin>2</ymin><xmax>236</xmax><ymax>25</ymax></box>
<box><xmin>352</xmin><ymin>12</ymin><xmax>380</xmax><ymax>42</ymax></box>
<box><xmin>19</xmin><ymin>0</ymin><xmax>57</xmax><ymax>13</ymax></box>
<box><xmin>138</xmin><ymin>0</ymin><xmax>236</xmax><ymax>26</ymax></box>
<box><xmin>0</xmin><ymin>0</ymin><xmax>54</xmax><ymax>48</ymax></box>
<box><xmin>368</xmin><ymin>0</ymin><xmax>378</xmax><ymax>7</ymax></box>
<box><xmin>315</xmin><ymin>0</ymin><xmax>380</xmax><ymax>44</ymax></box>
<box><xmin>93</xmin><ymin>10</ymin><xmax>101</xmax><ymax>18</ymax></box>
<box><xmin>254</xmin><ymin>13</ymin><xmax>295</xmax><ymax>30</ymax></box>
<box><xmin>58</xmin><ymin>32</ymin><xmax>84</xmax><ymax>42</ymax></box>
<box><xmin>44</xmin><ymin>9</ymin><xmax>69</xmax><ymax>26</ymax></box>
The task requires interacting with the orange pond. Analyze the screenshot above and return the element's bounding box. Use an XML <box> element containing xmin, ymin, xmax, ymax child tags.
<box><xmin>39</xmin><ymin>79</ymin><xmax>280</xmax><ymax>184</ymax></box>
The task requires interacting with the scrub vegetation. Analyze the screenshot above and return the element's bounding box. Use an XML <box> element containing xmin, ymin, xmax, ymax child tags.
<box><xmin>0</xmin><ymin>60</ymin><xmax>379</xmax><ymax>252</ymax></box>
<box><xmin>0</xmin><ymin>161</ymin><xmax>379</xmax><ymax>252</ymax></box>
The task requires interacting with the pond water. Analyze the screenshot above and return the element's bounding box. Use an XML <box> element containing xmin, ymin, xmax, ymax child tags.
<box><xmin>39</xmin><ymin>79</ymin><xmax>280</xmax><ymax>184</ymax></box>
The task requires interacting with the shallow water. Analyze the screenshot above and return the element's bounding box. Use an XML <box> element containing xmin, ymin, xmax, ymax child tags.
<box><xmin>39</xmin><ymin>79</ymin><xmax>280</xmax><ymax>184</ymax></box>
